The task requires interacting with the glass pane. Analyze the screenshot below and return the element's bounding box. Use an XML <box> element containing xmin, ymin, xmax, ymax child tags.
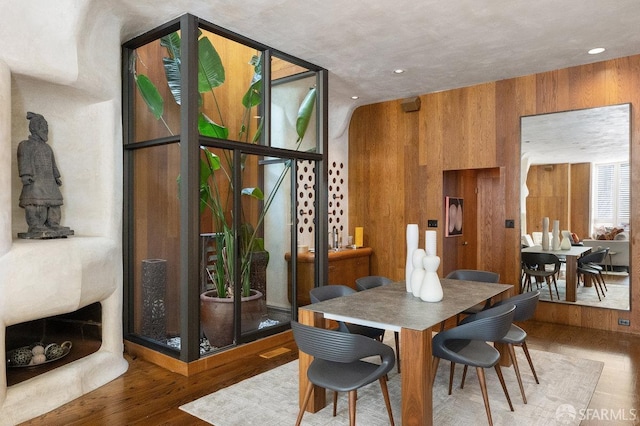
<box><xmin>292</xmin><ymin>160</ymin><xmax>317</xmax><ymax>307</ymax></box>
<box><xmin>198</xmin><ymin>28</ymin><xmax>263</xmax><ymax>143</ymax></box>
<box><xmin>199</xmin><ymin>146</ymin><xmax>235</xmax><ymax>351</ymax></box>
<box><xmin>259</xmin><ymin>155</ymin><xmax>296</xmax><ymax>331</ymax></box>
<box><xmin>131</xmin><ymin>37</ymin><xmax>182</xmax><ymax>142</ymax></box>
<box><xmin>199</xmin><ymin>147</ymin><xmax>294</xmax><ymax>349</ymax></box>
<box><xmin>271</xmin><ymin>58</ymin><xmax>317</xmax><ymax>152</ymax></box>
<box><xmin>132</xmin><ymin>144</ymin><xmax>181</xmax><ymax>347</ymax></box>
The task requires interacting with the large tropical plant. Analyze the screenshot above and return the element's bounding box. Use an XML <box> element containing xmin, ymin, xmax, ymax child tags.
<box><xmin>133</xmin><ymin>30</ymin><xmax>317</xmax><ymax>298</ymax></box>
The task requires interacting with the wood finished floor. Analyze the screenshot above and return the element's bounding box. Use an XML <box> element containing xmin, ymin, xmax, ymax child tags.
<box><xmin>19</xmin><ymin>321</ymin><xmax>640</xmax><ymax>425</ymax></box>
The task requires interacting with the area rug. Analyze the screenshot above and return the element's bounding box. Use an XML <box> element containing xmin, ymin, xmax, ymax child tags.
<box><xmin>180</xmin><ymin>348</ymin><xmax>603</xmax><ymax>425</ymax></box>
<box><xmin>538</xmin><ymin>279</ymin><xmax>629</xmax><ymax>310</ymax></box>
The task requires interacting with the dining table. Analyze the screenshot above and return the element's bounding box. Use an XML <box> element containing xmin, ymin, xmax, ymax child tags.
<box><xmin>521</xmin><ymin>245</ymin><xmax>592</xmax><ymax>302</ymax></box>
<box><xmin>298</xmin><ymin>279</ymin><xmax>513</xmax><ymax>426</ymax></box>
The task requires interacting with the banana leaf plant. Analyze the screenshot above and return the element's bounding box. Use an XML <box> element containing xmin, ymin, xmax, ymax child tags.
<box><xmin>133</xmin><ymin>30</ymin><xmax>317</xmax><ymax>298</ymax></box>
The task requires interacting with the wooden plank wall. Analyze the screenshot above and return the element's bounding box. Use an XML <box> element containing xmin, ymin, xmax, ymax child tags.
<box><xmin>525</xmin><ymin>163</ymin><xmax>590</xmax><ymax>240</ymax></box>
<box><xmin>349</xmin><ymin>55</ymin><xmax>640</xmax><ymax>334</ymax></box>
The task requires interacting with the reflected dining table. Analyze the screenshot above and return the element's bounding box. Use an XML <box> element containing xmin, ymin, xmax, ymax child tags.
<box><xmin>298</xmin><ymin>279</ymin><xmax>513</xmax><ymax>426</ymax></box>
<box><xmin>521</xmin><ymin>245</ymin><xmax>592</xmax><ymax>302</ymax></box>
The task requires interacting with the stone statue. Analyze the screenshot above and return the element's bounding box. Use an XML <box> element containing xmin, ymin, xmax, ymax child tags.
<box><xmin>17</xmin><ymin>112</ymin><xmax>73</xmax><ymax>239</ymax></box>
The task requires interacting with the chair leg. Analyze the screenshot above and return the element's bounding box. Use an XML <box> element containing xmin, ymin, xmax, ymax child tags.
<box><xmin>394</xmin><ymin>331</ymin><xmax>401</xmax><ymax>373</ymax></box>
<box><xmin>551</xmin><ymin>275</ymin><xmax>560</xmax><ymax>300</ymax></box>
<box><xmin>379</xmin><ymin>376</ymin><xmax>395</xmax><ymax>426</ymax></box>
<box><xmin>599</xmin><ymin>271</ymin><xmax>608</xmax><ymax>291</ymax></box>
<box><xmin>545</xmin><ymin>276</ymin><xmax>554</xmax><ymax>300</ymax></box>
<box><xmin>296</xmin><ymin>381</ymin><xmax>314</xmax><ymax>426</ymax></box>
<box><xmin>521</xmin><ymin>341</ymin><xmax>539</xmax><ymax>384</ymax></box>
<box><xmin>461</xmin><ymin>364</ymin><xmax>468</xmax><ymax>389</ymax></box>
<box><xmin>476</xmin><ymin>367</ymin><xmax>494</xmax><ymax>426</ymax></box>
<box><xmin>591</xmin><ymin>274</ymin><xmax>602</xmax><ymax>301</ymax></box>
<box><xmin>333</xmin><ymin>391</ymin><xmax>338</xmax><ymax>417</ymax></box>
<box><xmin>494</xmin><ymin>364</ymin><xmax>514</xmax><ymax>411</ymax></box>
<box><xmin>431</xmin><ymin>357</ymin><xmax>440</xmax><ymax>388</ymax></box>
<box><xmin>507</xmin><ymin>343</ymin><xmax>527</xmax><ymax>403</ymax></box>
<box><xmin>448</xmin><ymin>362</ymin><xmax>456</xmax><ymax>395</ymax></box>
<box><xmin>348</xmin><ymin>390</ymin><xmax>357</xmax><ymax>426</ymax></box>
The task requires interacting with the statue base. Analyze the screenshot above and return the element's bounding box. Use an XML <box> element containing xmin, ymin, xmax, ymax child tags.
<box><xmin>18</xmin><ymin>227</ymin><xmax>74</xmax><ymax>240</ymax></box>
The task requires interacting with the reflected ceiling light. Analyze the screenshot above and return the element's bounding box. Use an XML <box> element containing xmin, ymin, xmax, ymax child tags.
<box><xmin>393</xmin><ymin>69</ymin><xmax>405</xmax><ymax>74</ymax></box>
<box><xmin>588</xmin><ymin>47</ymin><xmax>605</xmax><ymax>55</ymax></box>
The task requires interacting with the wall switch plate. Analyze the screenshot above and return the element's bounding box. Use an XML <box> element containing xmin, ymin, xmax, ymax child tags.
<box><xmin>427</xmin><ymin>220</ymin><xmax>438</xmax><ymax>228</ymax></box>
<box><xmin>619</xmin><ymin>318</ymin><xmax>630</xmax><ymax>326</ymax></box>
<box><xmin>505</xmin><ymin>219</ymin><xmax>515</xmax><ymax>228</ymax></box>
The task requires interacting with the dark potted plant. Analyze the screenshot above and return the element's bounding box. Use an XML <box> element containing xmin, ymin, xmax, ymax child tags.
<box><xmin>134</xmin><ymin>30</ymin><xmax>316</xmax><ymax>347</ymax></box>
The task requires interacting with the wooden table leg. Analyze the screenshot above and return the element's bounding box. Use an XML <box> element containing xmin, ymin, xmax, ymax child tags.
<box><xmin>298</xmin><ymin>309</ymin><xmax>326</xmax><ymax>413</ymax></box>
<box><xmin>400</xmin><ymin>327</ymin><xmax>432</xmax><ymax>426</ymax></box>
<box><xmin>565</xmin><ymin>255</ymin><xmax>577</xmax><ymax>302</ymax></box>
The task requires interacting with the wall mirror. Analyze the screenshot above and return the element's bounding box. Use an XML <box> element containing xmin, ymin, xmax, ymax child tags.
<box><xmin>520</xmin><ymin>104</ymin><xmax>631</xmax><ymax>310</ymax></box>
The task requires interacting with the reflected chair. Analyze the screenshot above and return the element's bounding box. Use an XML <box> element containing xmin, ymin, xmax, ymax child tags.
<box><xmin>309</xmin><ymin>285</ymin><xmax>386</xmax><ymax>340</ymax></box>
<box><xmin>432</xmin><ymin>303</ymin><xmax>516</xmax><ymax>426</ymax></box>
<box><xmin>445</xmin><ymin>269</ymin><xmax>500</xmax><ymax>324</ymax></box>
<box><xmin>355</xmin><ymin>275</ymin><xmax>401</xmax><ymax>372</ymax></box>
<box><xmin>291</xmin><ymin>321</ymin><xmax>396</xmax><ymax>426</ymax></box>
<box><xmin>355</xmin><ymin>275</ymin><xmax>394</xmax><ymax>291</ymax></box>
<box><xmin>462</xmin><ymin>291</ymin><xmax>541</xmax><ymax>404</ymax></box>
<box><xmin>521</xmin><ymin>252</ymin><xmax>561</xmax><ymax>300</ymax></box>
<box><xmin>578</xmin><ymin>248</ymin><xmax>609</xmax><ymax>290</ymax></box>
<box><xmin>577</xmin><ymin>249</ymin><xmax>608</xmax><ymax>301</ymax></box>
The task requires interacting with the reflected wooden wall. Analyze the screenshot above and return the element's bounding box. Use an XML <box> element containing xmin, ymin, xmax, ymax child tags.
<box><xmin>525</xmin><ymin>163</ymin><xmax>591</xmax><ymax>240</ymax></box>
<box><xmin>349</xmin><ymin>54</ymin><xmax>640</xmax><ymax>334</ymax></box>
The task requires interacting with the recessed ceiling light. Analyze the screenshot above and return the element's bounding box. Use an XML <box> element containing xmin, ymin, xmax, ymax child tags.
<box><xmin>351</xmin><ymin>95</ymin><xmax>359</xmax><ymax>100</ymax></box>
<box><xmin>588</xmin><ymin>47</ymin><xmax>605</xmax><ymax>55</ymax></box>
<box><xmin>393</xmin><ymin>69</ymin><xmax>405</xmax><ymax>74</ymax></box>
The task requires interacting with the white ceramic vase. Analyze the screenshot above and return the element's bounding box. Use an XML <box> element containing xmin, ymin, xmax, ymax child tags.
<box><xmin>420</xmin><ymin>255</ymin><xmax>443</xmax><ymax>302</ymax></box>
<box><xmin>406</xmin><ymin>224</ymin><xmax>419</xmax><ymax>292</ymax></box>
<box><xmin>411</xmin><ymin>249</ymin><xmax>426</xmax><ymax>297</ymax></box>
<box><xmin>552</xmin><ymin>220</ymin><xmax>561</xmax><ymax>250</ymax></box>
<box><xmin>560</xmin><ymin>230</ymin><xmax>572</xmax><ymax>250</ymax></box>
<box><xmin>541</xmin><ymin>217</ymin><xmax>550</xmax><ymax>250</ymax></box>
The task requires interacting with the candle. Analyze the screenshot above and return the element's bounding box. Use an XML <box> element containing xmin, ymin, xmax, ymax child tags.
<box><xmin>354</xmin><ymin>227</ymin><xmax>364</xmax><ymax>247</ymax></box>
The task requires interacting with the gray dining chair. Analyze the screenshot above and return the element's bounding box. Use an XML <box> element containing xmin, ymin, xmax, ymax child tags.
<box><xmin>445</xmin><ymin>269</ymin><xmax>500</xmax><ymax>324</ymax></box>
<box><xmin>355</xmin><ymin>275</ymin><xmax>401</xmax><ymax>372</ymax></box>
<box><xmin>577</xmin><ymin>248</ymin><xmax>609</xmax><ymax>300</ymax></box>
<box><xmin>291</xmin><ymin>321</ymin><xmax>396</xmax><ymax>426</ymax></box>
<box><xmin>432</xmin><ymin>303</ymin><xmax>516</xmax><ymax>426</ymax></box>
<box><xmin>309</xmin><ymin>285</ymin><xmax>386</xmax><ymax>340</ymax></box>
<box><xmin>461</xmin><ymin>290</ymin><xmax>541</xmax><ymax>404</ymax></box>
<box><xmin>521</xmin><ymin>252</ymin><xmax>561</xmax><ymax>300</ymax></box>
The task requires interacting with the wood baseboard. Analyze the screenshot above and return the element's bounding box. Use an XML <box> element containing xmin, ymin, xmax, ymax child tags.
<box><xmin>124</xmin><ymin>330</ymin><xmax>295</xmax><ymax>376</ymax></box>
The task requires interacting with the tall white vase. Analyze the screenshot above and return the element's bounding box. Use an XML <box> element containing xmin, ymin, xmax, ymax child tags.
<box><xmin>406</xmin><ymin>224</ymin><xmax>419</xmax><ymax>292</ymax></box>
<box><xmin>552</xmin><ymin>220</ymin><xmax>560</xmax><ymax>250</ymax></box>
<box><xmin>425</xmin><ymin>230</ymin><xmax>437</xmax><ymax>256</ymax></box>
<box><xmin>411</xmin><ymin>249</ymin><xmax>427</xmax><ymax>297</ymax></box>
<box><xmin>541</xmin><ymin>217</ymin><xmax>550</xmax><ymax>250</ymax></box>
<box><xmin>420</xmin><ymin>255</ymin><xmax>443</xmax><ymax>302</ymax></box>
<box><xmin>560</xmin><ymin>230</ymin><xmax>572</xmax><ymax>250</ymax></box>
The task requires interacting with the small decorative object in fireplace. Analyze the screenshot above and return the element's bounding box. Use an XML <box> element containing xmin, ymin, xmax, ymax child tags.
<box><xmin>6</xmin><ymin>341</ymin><xmax>72</xmax><ymax>367</ymax></box>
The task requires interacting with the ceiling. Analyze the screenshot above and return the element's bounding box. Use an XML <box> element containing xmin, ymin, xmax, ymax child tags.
<box><xmin>521</xmin><ymin>104</ymin><xmax>631</xmax><ymax>165</ymax></box>
<box><xmin>116</xmin><ymin>0</ymin><xmax>640</xmax><ymax>107</ymax></box>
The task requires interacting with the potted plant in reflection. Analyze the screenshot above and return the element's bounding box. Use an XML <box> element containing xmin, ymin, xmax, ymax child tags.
<box><xmin>133</xmin><ymin>31</ymin><xmax>316</xmax><ymax>347</ymax></box>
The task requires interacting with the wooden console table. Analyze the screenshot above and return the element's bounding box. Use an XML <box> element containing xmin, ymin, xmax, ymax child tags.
<box><xmin>285</xmin><ymin>247</ymin><xmax>373</xmax><ymax>306</ymax></box>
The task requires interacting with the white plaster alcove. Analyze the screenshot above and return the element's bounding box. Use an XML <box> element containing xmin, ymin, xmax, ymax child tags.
<box><xmin>0</xmin><ymin>2</ymin><xmax>128</xmax><ymax>423</ymax></box>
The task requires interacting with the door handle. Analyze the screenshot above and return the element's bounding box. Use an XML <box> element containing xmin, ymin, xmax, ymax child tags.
<box><xmin>462</xmin><ymin>241</ymin><xmax>469</xmax><ymax>246</ymax></box>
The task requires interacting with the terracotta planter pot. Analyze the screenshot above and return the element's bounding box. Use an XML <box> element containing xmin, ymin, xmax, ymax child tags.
<box><xmin>200</xmin><ymin>289</ymin><xmax>266</xmax><ymax>348</ymax></box>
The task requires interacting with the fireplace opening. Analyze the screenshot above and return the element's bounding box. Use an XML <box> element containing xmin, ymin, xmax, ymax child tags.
<box><xmin>5</xmin><ymin>302</ymin><xmax>102</xmax><ymax>386</ymax></box>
